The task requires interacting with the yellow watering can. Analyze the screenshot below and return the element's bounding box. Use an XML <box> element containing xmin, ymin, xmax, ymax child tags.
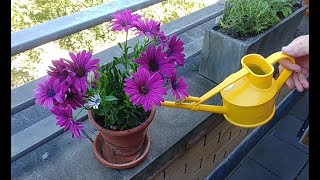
<box><xmin>161</xmin><ymin>52</ymin><xmax>295</xmax><ymax>128</ymax></box>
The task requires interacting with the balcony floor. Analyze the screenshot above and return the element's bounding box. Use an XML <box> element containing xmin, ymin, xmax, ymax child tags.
<box><xmin>226</xmin><ymin>90</ymin><xmax>309</xmax><ymax>180</ymax></box>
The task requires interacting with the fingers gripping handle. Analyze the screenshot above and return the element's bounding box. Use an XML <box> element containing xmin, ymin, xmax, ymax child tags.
<box><xmin>266</xmin><ymin>52</ymin><xmax>296</xmax><ymax>90</ymax></box>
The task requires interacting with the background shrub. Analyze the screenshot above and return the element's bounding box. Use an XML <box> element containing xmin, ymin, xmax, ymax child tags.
<box><xmin>219</xmin><ymin>0</ymin><xmax>297</xmax><ymax>39</ymax></box>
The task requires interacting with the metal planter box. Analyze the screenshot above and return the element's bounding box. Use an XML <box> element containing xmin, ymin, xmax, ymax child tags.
<box><xmin>199</xmin><ymin>5</ymin><xmax>307</xmax><ymax>84</ymax></box>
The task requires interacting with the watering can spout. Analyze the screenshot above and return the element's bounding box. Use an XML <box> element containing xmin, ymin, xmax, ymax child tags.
<box><xmin>161</xmin><ymin>51</ymin><xmax>295</xmax><ymax>128</ymax></box>
<box><xmin>161</xmin><ymin>97</ymin><xmax>227</xmax><ymax>114</ymax></box>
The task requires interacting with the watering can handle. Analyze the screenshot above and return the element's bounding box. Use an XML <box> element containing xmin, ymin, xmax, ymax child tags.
<box><xmin>266</xmin><ymin>52</ymin><xmax>296</xmax><ymax>90</ymax></box>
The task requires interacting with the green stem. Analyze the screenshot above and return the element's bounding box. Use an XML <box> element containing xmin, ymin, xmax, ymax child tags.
<box><xmin>123</xmin><ymin>32</ymin><xmax>129</xmax><ymax>76</ymax></box>
<box><xmin>145</xmin><ymin>39</ymin><xmax>155</xmax><ymax>48</ymax></box>
<box><xmin>74</xmin><ymin>108</ymin><xmax>85</xmax><ymax>121</ymax></box>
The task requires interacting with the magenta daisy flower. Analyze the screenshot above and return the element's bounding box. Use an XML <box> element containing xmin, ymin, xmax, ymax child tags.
<box><xmin>164</xmin><ymin>35</ymin><xmax>185</xmax><ymax>66</ymax></box>
<box><xmin>169</xmin><ymin>72</ymin><xmax>188</xmax><ymax>101</ymax></box>
<box><xmin>33</xmin><ymin>77</ymin><xmax>64</xmax><ymax>109</ymax></box>
<box><xmin>65</xmin><ymin>50</ymin><xmax>100</xmax><ymax>94</ymax></box>
<box><xmin>61</xmin><ymin>85</ymin><xmax>85</xmax><ymax>110</ymax></box>
<box><xmin>134</xmin><ymin>46</ymin><xmax>175</xmax><ymax>77</ymax></box>
<box><xmin>133</xmin><ymin>19</ymin><xmax>162</xmax><ymax>39</ymax></box>
<box><xmin>110</xmin><ymin>9</ymin><xmax>141</xmax><ymax>32</ymax></box>
<box><xmin>154</xmin><ymin>31</ymin><xmax>168</xmax><ymax>46</ymax></box>
<box><xmin>124</xmin><ymin>68</ymin><xmax>167</xmax><ymax>112</ymax></box>
<box><xmin>47</xmin><ymin>58</ymin><xmax>72</xmax><ymax>85</ymax></box>
<box><xmin>50</xmin><ymin>104</ymin><xmax>83</xmax><ymax>139</ymax></box>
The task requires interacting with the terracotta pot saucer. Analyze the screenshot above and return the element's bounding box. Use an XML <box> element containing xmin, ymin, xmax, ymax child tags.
<box><xmin>93</xmin><ymin>132</ymin><xmax>150</xmax><ymax>169</ymax></box>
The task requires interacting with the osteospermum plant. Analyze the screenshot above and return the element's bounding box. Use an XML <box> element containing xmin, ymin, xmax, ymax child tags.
<box><xmin>34</xmin><ymin>9</ymin><xmax>188</xmax><ymax>138</ymax></box>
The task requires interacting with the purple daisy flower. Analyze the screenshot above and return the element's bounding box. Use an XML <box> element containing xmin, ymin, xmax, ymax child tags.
<box><xmin>50</xmin><ymin>104</ymin><xmax>83</xmax><ymax>139</ymax></box>
<box><xmin>47</xmin><ymin>58</ymin><xmax>72</xmax><ymax>86</ymax></box>
<box><xmin>110</xmin><ymin>9</ymin><xmax>141</xmax><ymax>32</ymax></box>
<box><xmin>61</xmin><ymin>84</ymin><xmax>85</xmax><ymax>110</ymax></box>
<box><xmin>33</xmin><ymin>77</ymin><xmax>64</xmax><ymax>109</ymax></box>
<box><xmin>65</xmin><ymin>50</ymin><xmax>100</xmax><ymax>94</ymax></box>
<box><xmin>134</xmin><ymin>46</ymin><xmax>175</xmax><ymax>77</ymax></box>
<box><xmin>164</xmin><ymin>35</ymin><xmax>185</xmax><ymax>66</ymax></box>
<box><xmin>154</xmin><ymin>31</ymin><xmax>168</xmax><ymax>46</ymax></box>
<box><xmin>169</xmin><ymin>72</ymin><xmax>188</xmax><ymax>101</ymax></box>
<box><xmin>133</xmin><ymin>19</ymin><xmax>162</xmax><ymax>39</ymax></box>
<box><xmin>124</xmin><ymin>68</ymin><xmax>167</xmax><ymax>112</ymax></box>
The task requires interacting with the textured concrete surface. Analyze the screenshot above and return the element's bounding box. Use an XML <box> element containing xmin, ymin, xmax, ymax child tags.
<box><xmin>11</xmin><ymin>104</ymin><xmax>51</xmax><ymax>136</ymax></box>
<box><xmin>297</xmin><ymin>162</ymin><xmax>309</xmax><ymax>180</ymax></box>
<box><xmin>270</xmin><ymin>114</ymin><xmax>309</xmax><ymax>153</ymax></box>
<box><xmin>288</xmin><ymin>91</ymin><xmax>309</xmax><ymax>121</ymax></box>
<box><xmin>248</xmin><ymin>135</ymin><xmax>308</xmax><ymax>179</ymax></box>
<box><xmin>11</xmin><ymin>129</ymin><xmax>124</xmax><ymax>180</ymax></box>
<box><xmin>294</xmin><ymin>15</ymin><xmax>309</xmax><ymax>38</ymax></box>
<box><xmin>228</xmin><ymin>158</ymin><xmax>280</xmax><ymax>180</ymax></box>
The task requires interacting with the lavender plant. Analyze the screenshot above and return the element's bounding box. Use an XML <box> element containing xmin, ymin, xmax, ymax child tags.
<box><xmin>220</xmin><ymin>0</ymin><xmax>297</xmax><ymax>39</ymax></box>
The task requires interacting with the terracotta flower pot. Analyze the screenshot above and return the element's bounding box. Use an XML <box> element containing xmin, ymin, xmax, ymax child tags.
<box><xmin>304</xmin><ymin>0</ymin><xmax>309</xmax><ymax>16</ymax></box>
<box><xmin>88</xmin><ymin>106</ymin><xmax>155</xmax><ymax>169</ymax></box>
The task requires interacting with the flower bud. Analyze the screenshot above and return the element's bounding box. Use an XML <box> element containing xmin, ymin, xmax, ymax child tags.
<box><xmin>87</xmin><ymin>70</ymin><xmax>95</xmax><ymax>85</ymax></box>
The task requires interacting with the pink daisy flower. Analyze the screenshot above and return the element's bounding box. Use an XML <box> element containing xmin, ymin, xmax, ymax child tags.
<box><xmin>33</xmin><ymin>77</ymin><xmax>64</xmax><ymax>109</ymax></box>
<box><xmin>61</xmin><ymin>84</ymin><xmax>85</xmax><ymax>110</ymax></box>
<box><xmin>169</xmin><ymin>72</ymin><xmax>188</xmax><ymax>101</ymax></box>
<box><xmin>50</xmin><ymin>104</ymin><xmax>83</xmax><ymax>139</ymax></box>
<box><xmin>124</xmin><ymin>68</ymin><xmax>167</xmax><ymax>112</ymax></box>
<box><xmin>163</xmin><ymin>35</ymin><xmax>185</xmax><ymax>66</ymax></box>
<box><xmin>47</xmin><ymin>58</ymin><xmax>72</xmax><ymax>86</ymax></box>
<box><xmin>110</xmin><ymin>9</ymin><xmax>141</xmax><ymax>32</ymax></box>
<box><xmin>133</xmin><ymin>19</ymin><xmax>162</xmax><ymax>39</ymax></box>
<box><xmin>65</xmin><ymin>50</ymin><xmax>100</xmax><ymax>94</ymax></box>
<box><xmin>134</xmin><ymin>46</ymin><xmax>175</xmax><ymax>77</ymax></box>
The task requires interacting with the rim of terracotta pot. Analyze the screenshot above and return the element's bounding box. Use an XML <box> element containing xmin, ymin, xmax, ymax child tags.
<box><xmin>88</xmin><ymin>106</ymin><xmax>156</xmax><ymax>136</ymax></box>
<box><xmin>93</xmin><ymin>132</ymin><xmax>151</xmax><ymax>169</ymax></box>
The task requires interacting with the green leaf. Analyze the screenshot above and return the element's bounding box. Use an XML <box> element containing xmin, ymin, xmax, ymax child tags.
<box><xmin>283</xmin><ymin>7</ymin><xmax>292</xmax><ymax>17</ymax></box>
<box><xmin>117</xmin><ymin>42</ymin><xmax>123</xmax><ymax>49</ymax></box>
<box><xmin>282</xmin><ymin>9</ymin><xmax>289</xmax><ymax>17</ymax></box>
<box><xmin>105</xmin><ymin>95</ymin><xmax>118</xmax><ymax>101</ymax></box>
<box><xmin>262</xmin><ymin>1</ymin><xmax>269</xmax><ymax>9</ymax></box>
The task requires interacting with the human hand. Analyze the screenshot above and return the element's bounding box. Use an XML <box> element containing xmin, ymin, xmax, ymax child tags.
<box><xmin>278</xmin><ymin>35</ymin><xmax>309</xmax><ymax>92</ymax></box>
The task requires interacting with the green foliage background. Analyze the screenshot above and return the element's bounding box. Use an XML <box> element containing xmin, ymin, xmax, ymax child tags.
<box><xmin>219</xmin><ymin>0</ymin><xmax>297</xmax><ymax>39</ymax></box>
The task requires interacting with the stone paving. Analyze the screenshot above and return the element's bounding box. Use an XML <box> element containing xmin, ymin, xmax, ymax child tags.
<box><xmin>227</xmin><ymin>91</ymin><xmax>309</xmax><ymax>180</ymax></box>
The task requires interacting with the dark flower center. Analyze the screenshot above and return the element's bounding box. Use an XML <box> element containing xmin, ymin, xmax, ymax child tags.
<box><xmin>76</xmin><ymin>69</ymin><xmax>85</xmax><ymax>77</ymax></box>
<box><xmin>149</xmin><ymin>60</ymin><xmax>158</xmax><ymax>72</ymax></box>
<box><xmin>61</xmin><ymin>70</ymin><xmax>69</xmax><ymax>76</ymax></box>
<box><xmin>47</xmin><ymin>89</ymin><xmax>56</xmax><ymax>97</ymax></box>
<box><xmin>140</xmin><ymin>86</ymin><xmax>149</xmax><ymax>95</ymax></box>
<box><xmin>66</xmin><ymin>92</ymin><xmax>75</xmax><ymax>99</ymax></box>
<box><xmin>166</xmin><ymin>48</ymin><xmax>172</xmax><ymax>57</ymax></box>
<box><xmin>172</xmin><ymin>83</ymin><xmax>177</xmax><ymax>90</ymax></box>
